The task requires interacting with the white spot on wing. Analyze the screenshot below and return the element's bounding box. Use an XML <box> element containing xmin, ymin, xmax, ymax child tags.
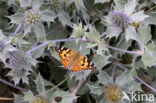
<box><xmin>60</xmin><ymin>47</ymin><xmax>64</xmax><ymax>50</ymax></box>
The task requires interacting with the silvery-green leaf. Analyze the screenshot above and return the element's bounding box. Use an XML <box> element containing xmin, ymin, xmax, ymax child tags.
<box><xmin>106</xmin><ymin>25</ymin><xmax>122</xmax><ymax>38</ymax></box>
<box><xmin>87</xmin><ymin>83</ymin><xmax>103</xmax><ymax>96</ymax></box>
<box><xmin>115</xmin><ymin>68</ymin><xmax>141</xmax><ymax>92</ymax></box>
<box><xmin>86</xmin><ymin>43</ymin><xmax>97</xmax><ymax>48</ymax></box>
<box><xmin>69</xmin><ymin>71</ymin><xmax>91</xmax><ymax>81</ymax></box>
<box><xmin>114</xmin><ymin>0</ymin><xmax>126</xmax><ymax>9</ymax></box>
<box><xmin>0</xmin><ymin>52</ymin><xmax>6</xmax><ymax>64</ymax></box>
<box><xmin>24</xmin><ymin>24</ymin><xmax>32</xmax><ymax>35</ymax></box>
<box><xmin>27</xmin><ymin>55</ymin><xmax>39</xmax><ymax>67</ymax></box>
<box><xmin>58</xmin><ymin>10</ymin><xmax>72</xmax><ymax>27</ymax></box>
<box><xmin>74</xmin><ymin>0</ymin><xmax>85</xmax><ymax>10</ymax></box>
<box><xmin>46</xmin><ymin>24</ymin><xmax>68</xmax><ymax>40</ymax></box>
<box><xmin>92</xmin><ymin>54</ymin><xmax>109</xmax><ymax>70</ymax></box>
<box><xmin>115</xmin><ymin>70</ymin><xmax>133</xmax><ymax>87</ymax></box>
<box><xmin>86</xmin><ymin>26</ymin><xmax>100</xmax><ymax>42</ymax></box>
<box><xmin>79</xmin><ymin>8</ymin><xmax>90</xmax><ymax>22</ymax></box>
<box><xmin>137</xmin><ymin>25</ymin><xmax>151</xmax><ymax>47</ymax></box>
<box><xmin>67</xmin><ymin>76</ymin><xmax>78</xmax><ymax>90</ymax></box>
<box><xmin>66</xmin><ymin>0</ymin><xmax>74</xmax><ymax>6</ymax></box>
<box><xmin>8</xmin><ymin>13</ymin><xmax>24</xmax><ymax>24</ymax></box>
<box><xmin>23</xmin><ymin>91</ymin><xmax>34</xmax><ymax>102</ymax></box>
<box><xmin>124</xmin><ymin>0</ymin><xmax>137</xmax><ymax>15</ymax></box>
<box><xmin>14</xmin><ymin>93</ymin><xmax>25</xmax><ymax>103</ymax></box>
<box><xmin>5</xmin><ymin>45</ymin><xmax>17</xmax><ymax>52</ymax></box>
<box><xmin>100</xmin><ymin>98</ymin><xmax>109</xmax><ymax>103</ymax></box>
<box><xmin>33</xmin><ymin>24</ymin><xmax>46</xmax><ymax>40</ymax></box>
<box><xmin>0</xmin><ymin>29</ymin><xmax>7</xmax><ymax>40</ymax></box>
<box><xmin>31</xmin><ymin>44</ymin><xmax>46</xmax><ymax>59</ymax></box>
<box><xmin>7</xmin><ymin>0</ymin><xmax>17</xmax><ymax>6</ymax></box>
<box><xmin>19</xmin><ymin>0</ymin><xmax>31</xmax><ymax>8</ymax></box>
<box><xmin>21</xmin><ymin>75</ymin><xmax>29</xmax><ymax>85</ymax></box>
<box><xmin>94</xmin><ymin>0</ymin><xmax>110</xmax><ymax>4</ymax></box>
<box><xmin>132</xmin><ymin>56</ymin><xmax>145</xmax><ymax>69</ymax></box>
<box><xmin>35</xmin><ymin>74</ymin><xmax>45</xmax><ymax>95</ymax></box>
<box><xmin>32</xmin><ymin>0</ymin><xmax>43</xmax><ymax>10</ymax></box>
<box><xmin>125</xmin><ymin>26</ymin><xmax>137</xmax><ymax>41</ymax></box>
<box><xmin>117</xmin><ymin>37</ymin><xmax>132</xmax><ymax>55</ymax></box>
<box><xmin>77</xmin><ymin>83</ymin><xmax>90</xmax><ymax>95</ymax></box>
<box><xmin>97</xmin><ymin>70</ymin><xmax>111</xmax><ymax>85</ymax></box>
<box><xmin>97</xmin><ymin>40</ymin><xmax>107</xmax><ymax>56</ymax></box>
<box><xmin>50</xmin><ymin>47</ymin><xmax>60</xmax><ymax>61</ymax></box>
<box><xmin>142</xmin><ymin>42</ymin><xmax>156</xmax><ymax>67</ymax></box>
<box><xmin>7</xmin><ymin>69</ymin><xmax>29</xmax><ymax>85</ymax></box>
<box><xmin>145</xmin><ymin>16</ymin><xmax>156</xmax><ymax>25</ymax></box>
<box><xmin>18</xmin><ymin>38</ymin><xmax>31</xmax><ymax>45</ymax></box>
<box><xmin>131</xmin><ymin>11</ymin><xmax>149</xmax><ymax>22</ymax></box>
<box><xmin>41</xmin><ymin>10</ymin><xmax>57</xmax><ymax>22</ymax></box>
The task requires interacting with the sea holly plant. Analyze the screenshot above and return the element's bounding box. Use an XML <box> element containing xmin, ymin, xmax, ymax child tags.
<box><xmin>8</xmin><ymin>0</ymin><xmax>57</xmax><ymax>40</ymax></box>
<box><xmin>104</xmin><ymin>0</ymin><xmax>149</xmax><ymax>41</ymax></box>
<box><xmin>1</xmin><ymin>0</ymin><xmax>156</xmax><ymax>103</ymax></box>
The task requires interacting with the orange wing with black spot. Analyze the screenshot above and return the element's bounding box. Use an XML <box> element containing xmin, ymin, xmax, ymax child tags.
<box><xmin>55</xmin><ymin>46</ymin><xmax>96</xmax><ymax>72</ymax></box>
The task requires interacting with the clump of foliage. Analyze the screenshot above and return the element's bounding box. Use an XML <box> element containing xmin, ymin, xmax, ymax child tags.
<box><xmin>0</xmin><ymin>0</ymin><xmax>156</xmax><ymax>103</ymax></box>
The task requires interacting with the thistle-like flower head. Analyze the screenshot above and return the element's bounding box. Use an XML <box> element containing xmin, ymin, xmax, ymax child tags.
<box><xmin>9</xmin><ymin>51</ymin><xmax>26</xmax><ymax>68</ymax></box>
<box><xmin>111</xmin><ymin>12</ymin><xmax>131</xmax><ymax>29</ymax></box>
<box><xmin>25</xmin><ymin>10</ymin><xmax>41</xmax><ymax>24</ymax></box>
<box><xmin>72</xmin><ymin>23</ymin><xmax>87</xmax><ymax>38</ymax></box>
<box><xmin>51</xmin><ymin>0</ymin><xmax>66</xmax><ymax>12</ymax></box>
<box><xmin>32</xmin><ymin>97</ymin><xmax>49</xmax><ymax>103</ymax></box>
<box><xmin>105</xmin><ymin>85</ymin><xmax>123</xmax><ymax>103</ymax></box>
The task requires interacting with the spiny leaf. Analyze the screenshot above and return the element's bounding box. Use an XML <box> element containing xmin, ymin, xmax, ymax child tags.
<box><xmin>137</xmin><ymin>25</ymin><xmax>151</xmax><ymax>47</ymax></box>
<box><xmin>94</xmin><ymin>0</ymin><xmax>110</xmax><ymax>4</ymax></box>
<box><xmin>97</xmin><ymin>70</ymin><xmax>111</xmax><ymax>85</ymax></box>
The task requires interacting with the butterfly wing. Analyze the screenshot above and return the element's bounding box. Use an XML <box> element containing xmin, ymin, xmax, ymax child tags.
<box><xmin>80</xmin><ymin>56</ymin><xmax>96</xmax><ymax>70</ymax></box>
<box><xmin>55</xmin><ymin>46</ymin><xmax>96</xmax><ymax>72</ymax></box>
<box><xmin>55</xmin><ymin>46</ymin><xmax>76</xmax><ymax>69</ymax></box>
<box><xmin>70</xmin><ymin>54</ymin><xmax>96</xmax><ymax>71</ymax></box>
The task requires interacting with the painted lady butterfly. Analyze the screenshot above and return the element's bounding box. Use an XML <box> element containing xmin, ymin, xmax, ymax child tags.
<box><xmin>55</xmin><ymin>46</ymin><xmax>96</xmax><ymax>72</ymax></box>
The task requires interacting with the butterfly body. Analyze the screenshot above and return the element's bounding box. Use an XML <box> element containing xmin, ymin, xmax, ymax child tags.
<box><xmin>55</xmin><ymin>46</ymin><xmax>96</xmax><ymax>72</ymax></box>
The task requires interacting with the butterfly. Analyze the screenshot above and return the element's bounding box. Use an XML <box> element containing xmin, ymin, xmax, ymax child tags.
<box><xmin>55</xmin><ymin>46</ymin><xmax>96</xmax><ymax>72</ymax></box>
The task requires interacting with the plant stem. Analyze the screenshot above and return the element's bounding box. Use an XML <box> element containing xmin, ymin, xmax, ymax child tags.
<box><xmin>51</xmin><ymin>38</ymin><xmax>77</xmax><ymax>43</ymax></box>
<box><xmin>115</xmin><ymin>63</ymin><xmax>129</xmax><ymax>72</ymax></box>
<box><xmin>145</xmin><ymin>5</ymin><xmax>156</xmax><ymax>13</ymax></box>
<box><xmin>71</xmin><ymin>78</ymin><xmax>87</xmax><ymax>96</ymax></box>
<box><xmin>0</xmin><ymin>78</ymin><xmax>26</xmax><ymax>92</ymax></box>
<box><xmin>112</xmin><ymin>64</ymin><xmax>116</xmax><ymax>84</ymax></box>
<box><xmin>106</xmin><ymin>45</ymin><xmax>140</xmax><ymax>55</ymax></box>
<box><xmin>70</xmin><ymin>73</ymin><xmax>90</xmax><ymax>96</ymax></box>
<box><xmin>26</xmin><ymin>41</ymin><xmax>49</xmax><ymax>55</ymax></box>
<box><xmin>134</xmin><ymin>76</ymin><xmax>156</xmax><ymax>93</ymax></box>
<box><xmin>14</xmin><ymin>24</ymin><xmax>22</xmax><ymax>34</ymax></box>
<box><xmin>116</xmin><ymin>63</ymin><xmax>156</xmax><ymax>93</ymax></box>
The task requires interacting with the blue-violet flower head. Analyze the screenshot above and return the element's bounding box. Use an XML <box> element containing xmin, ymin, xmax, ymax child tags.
<box><xmin>111</xmin><ymin>12</ymin><xmax>131</xmax><ymax>29</ymax></box>
<box><xmin>9</xmin><ymin>51</ymin><xmax>26</xmax><ymax>68</ymax></box>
